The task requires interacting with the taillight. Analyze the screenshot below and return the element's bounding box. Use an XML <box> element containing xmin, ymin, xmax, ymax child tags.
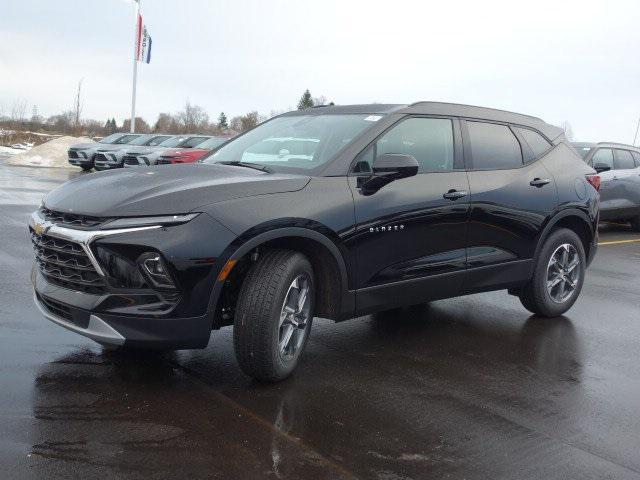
<box><xmin>586</xmin><ymin>174</ymin><xmax>601</xmax><ymax>192</ymax></box>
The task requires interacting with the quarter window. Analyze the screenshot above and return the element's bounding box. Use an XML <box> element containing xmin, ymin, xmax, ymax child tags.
<box><xmin>515</xmin><ymin>127</ymin><xmax>552</xmax><ymax>159</ymax></box>
<box><xmin>467</xmin><ymin>121</ymin><xmax>523</xmax><ymax>169</ymax></box>
<box><xmin>355</xmin><ymin>117</ymin><xmax>454</xmax><ymax>173</ymax></box>
<box><xmin>591</xmin><ymin>148</ymin><xmax>614</xmax><ymax>170</ymax></box>
<box><xmin>615</xmin><ymin>149</ymin><xmax>635</xmax><ymax>170</ymax></box>
<box><xmin>631</xmin><ymin>151</ymin><xmax>640</xmax><ymax>167</ymax></box>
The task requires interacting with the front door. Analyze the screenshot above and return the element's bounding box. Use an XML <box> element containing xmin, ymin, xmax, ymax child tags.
<box><xmin>348</xmin><ymin>116</ymin><xmax>470</xmax><ymax>314</ymax></box>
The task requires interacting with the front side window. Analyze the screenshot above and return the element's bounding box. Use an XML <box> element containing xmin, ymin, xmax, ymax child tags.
<box><xmin>467</xmin><ymin>121</ymin><xmax>522</xmax><ymax>169</ymax></box>
<box><xmin>353</xmin><ymin>117</ymin><xmax>454</xmax><ymax>174</ymax></box>
<box><xmin>615</xmin><ymin>149</ymin><xmax>635</xmax><ymax>169</ymax></box>
<box><xmin>515</xmin><ymin>127</ymin><xmax>552</xmax><ymax>159</ymax></box>
<box><xmin>591</xmin><ymin>148</ymin><xmax>614</xmax><ymax>169</ymax></box>
<box><xmin>203</xmin><ymin>114</ymin><xmax>378</xmax><ymax>173</ymax></box>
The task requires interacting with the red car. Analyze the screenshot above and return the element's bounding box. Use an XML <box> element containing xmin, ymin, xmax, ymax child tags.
<box><xmin>156</xmin><ymin>136</ymin><xmax>231</xmax><ymax>165</ymax></box>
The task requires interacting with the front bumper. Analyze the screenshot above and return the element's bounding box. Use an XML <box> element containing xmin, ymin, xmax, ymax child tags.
<box><xmin>29</xmin><ymin>209</ymin><xmax>237</xmax><ymax>349</ymax></box>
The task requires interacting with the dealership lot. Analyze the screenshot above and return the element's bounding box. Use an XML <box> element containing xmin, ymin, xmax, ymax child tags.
<box><xmin>1</xmin><ymin>162</ymin><xmax>640</xmax><ymax>479</ymax></box>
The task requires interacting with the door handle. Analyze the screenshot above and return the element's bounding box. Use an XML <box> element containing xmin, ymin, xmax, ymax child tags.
<box><xmin>443</xmin><ymin>189</ymin><xmax>468</xmax><ymax>200</ymax></box>
<box><xmin>529</xmin><ymin>178</ymin><xmax>550</xmax><ymax>188</ymax></box>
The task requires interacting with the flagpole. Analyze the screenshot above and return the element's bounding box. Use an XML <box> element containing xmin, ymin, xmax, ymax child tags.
<box><xmin>633</xmin><ymin>115</ymin><xmax>640</xmax><ymax>146</ymax></box>
<box><xmin>130</xmin><ymin>0</ymin><xmax>141</xmax><ymax>133</ymax></box>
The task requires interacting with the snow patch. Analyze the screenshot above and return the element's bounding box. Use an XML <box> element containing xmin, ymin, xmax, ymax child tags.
<box><xmin>5</xmin><ymin>136</ymin><xmax>94</xmax><ymax>168</ymax></box>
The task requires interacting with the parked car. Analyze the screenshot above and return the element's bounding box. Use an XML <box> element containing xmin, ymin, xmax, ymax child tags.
<box><xmin>123</xmin><ymin>135</ymin><xmax>213</xmax><ymax>167</ymax></box>
<box><xmin>67</xmin><ymin>133</ymin><xmax>141</xmax><ymax>171</ymax></box>
<box><xmin>93</xmin><ymin>134</ymin><xmax>177</xmax><ymax>171</ymax></box>
<box><xmin>571</xmin><ymin>142</ymin><xmax>640</xmax><ymax>229</ymax></box>
<box><xmin>155</xmin><ymin>136</ymin><xmax>231</xmax><ymax>165</ymax></box>
<box><xmin>31</xmin><ymin>102</ymin><xmax>599</xmax><ymax>382</ymax></box>
<box><xmin>122</xmin><ymin>135</ymin><xmax>190</xmax><ymax>167</ymax></box>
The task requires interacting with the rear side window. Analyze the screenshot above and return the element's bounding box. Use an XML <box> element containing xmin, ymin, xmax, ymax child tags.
<box><xmin>515</xmin><ymin>127</ymin><xmax>552</xmax><ymax>159</ymax></box>
<box><xmin>467</xmin><ymin>121</ymin><xmax>523</xmax><ymax>169</ymax></box>
<box><xmin>354</xmin><ymin>117</ymin><xmax>454</xmax><ymax>173</ymax></box>
<box><xmin>615</xmin><ymin>149</ymin><xmax>635</xmax><ymax>169</ymax></box>
<box><xmin>631</xmin><ymin>151</ymin><xmax>640</xmax><ymax>167</ymax></box>
<box><xmin>591</xmin><ymin>148</ymin><xmax>614</xmax><ymax>170</ymax></box>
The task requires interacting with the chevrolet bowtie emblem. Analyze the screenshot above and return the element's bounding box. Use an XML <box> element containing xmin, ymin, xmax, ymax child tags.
<box><xmin>33</xmin><ymin>221</ymin><xmax>48</xmax><ymax>235</ymax></box>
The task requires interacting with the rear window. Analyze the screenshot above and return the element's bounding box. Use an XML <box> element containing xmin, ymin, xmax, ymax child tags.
<box><xmin>615</xmin><ymin>149</ymin><xmax>635</xmax><ymax>169</ymax></box>
<box><xmin>515</xmin><ymin>127</ymin><xmax>552</xmax><ymax>160</ymax></box>
<box><xmin>467</xmin><ymin>121</ymin><xmax>523</xmax><ymax>169</ymax></box>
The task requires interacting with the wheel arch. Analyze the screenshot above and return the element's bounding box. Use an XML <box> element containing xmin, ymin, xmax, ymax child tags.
<box><xmin>207</xmin><ymin>227</ymin><xmax>353</xmax><ymax>326</ymax></box>
<box><xmin>534</xmin><ymin>208</ymin><xmax>596</xmax><ymax>262</ymax></box>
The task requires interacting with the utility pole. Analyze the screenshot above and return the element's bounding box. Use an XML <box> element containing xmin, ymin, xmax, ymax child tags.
<box><xmin>130</xmin><ymin>0</ymin><xmax>141</xmax><ymax>133</ymax></box>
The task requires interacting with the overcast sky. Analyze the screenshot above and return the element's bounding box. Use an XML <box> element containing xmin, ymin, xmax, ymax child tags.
<box><xmin>1</xmin><ymin>0</ymin><xmax>639</xmax><ymax>142</ymax></box>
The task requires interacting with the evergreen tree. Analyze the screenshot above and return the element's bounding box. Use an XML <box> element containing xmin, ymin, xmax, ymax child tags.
<box><xmin>218</xmin><ymin>112</ymin><xmax>228</xmax><ymax>129</ymax></box>
<box><xmin>297</xmin><ymin>89</ymin><xmax>314</xmax><ymax>110</ymax></box>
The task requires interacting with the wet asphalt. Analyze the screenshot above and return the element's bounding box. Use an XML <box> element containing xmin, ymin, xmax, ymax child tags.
<box><xmin>1</xmin><ymin>160</ymin><xmax>640</xmax><ymax>480</ymax></box>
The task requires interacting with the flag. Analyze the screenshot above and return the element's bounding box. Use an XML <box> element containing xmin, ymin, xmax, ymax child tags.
<box><xmin>136</xmin><ymin>14</ymin><xmax>152</xmax><ymax>64</ymax></box>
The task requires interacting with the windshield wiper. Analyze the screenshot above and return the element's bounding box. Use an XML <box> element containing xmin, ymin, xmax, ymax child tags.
<box><xmin>217</xmin><ymin>161</ymin><xmax>273</xmax><ymax>173</ymax></box>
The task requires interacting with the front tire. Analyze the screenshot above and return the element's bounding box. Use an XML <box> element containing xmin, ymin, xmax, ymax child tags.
<box><xmin>519</xmin><ymin>228</ymin><xmax>586</xmax><ymax>317</ymax></box>
<box><xmin>234</xmin><ymin>249</ymin><xmax>314</xmax><ymax>382</ymax></box>
<box><xmin>629</xmin><ymin>216</ymin><xmax>640</xmax><ymax>232</ymax></box>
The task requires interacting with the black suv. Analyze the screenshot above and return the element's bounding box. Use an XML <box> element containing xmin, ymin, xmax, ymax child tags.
<box><xmin>30</xmin><ymin>102</ymin><xmax>599</xmax><ymax>381</ymax></box>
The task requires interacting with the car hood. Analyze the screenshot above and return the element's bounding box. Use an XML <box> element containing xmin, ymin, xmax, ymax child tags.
<box><xmin>123</xmin><ymin>145</ymin><xmax>166</xmax><ymax>155</ymax></box>
<box><xmin>44</xmin><ymin>164</ymin><xmax>311</xmax><ymax>217</ymax></box>
<box><xmin>69</xmin><ymin>142</ymin><xmax>97</xmax><ymax>150</ymax></box>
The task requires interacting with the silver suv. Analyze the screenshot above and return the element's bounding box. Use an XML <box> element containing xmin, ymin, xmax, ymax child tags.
<box><xmin>572</xmin><ymin>142</ymin><xmax>640</xmax><ymax>229</ymax></box>
<box><xmin>93</xmin><ymin>134</ymin><xmax>175</xmax><ymax>171</ymax></box>
<box><xmin>67</xmin><ymin>133</ymin><xmax>141</xmax><ymax>171</ymax></box>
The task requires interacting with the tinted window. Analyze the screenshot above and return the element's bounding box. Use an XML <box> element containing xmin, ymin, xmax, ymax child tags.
<box><xmin>515</xmin><ymin>127</ymin><xmax>552</xmax><ymax>159</ymax></box>
<box><xmin>113</xmin><ymin>134</ymin><xmax>141</xmax><ymax>144</ymax></box>
<box><xmin>591</xmin><ymin>148</ymin><xmax>614</xmax><ymax>169</ymax></box>
<box><xmin>615</xmin><ymin>149</ymin><xmax>635</xmax><ymax>169</ymax></box>
<box><xmin>179</xmin><ymin>137</ymin><xmax>209</xmax><ymax>148</ymax></box>
<box><xmin>572</xmin><ymin>146</ymin><xmax>592</xmax><ymax>159</ymax></box>
<box><xmin>467</xmin><ymin>122</ymin><xmax>522</xmax><ymax>169</ymax></box>
<box><xmin>370</xmin><ymin>118</ymin><xmax>454</xmax><ymax>173</ymax></box>
<box><xmin>631</xmin><ymin>151</ymin><xmax>640</xmax><ymax>167</ymax></box>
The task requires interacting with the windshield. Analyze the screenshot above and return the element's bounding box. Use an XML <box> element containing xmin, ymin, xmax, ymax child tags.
<box><xmin>127</xmin><ymin>135</ymin><xmax>170</xmax><ymax>146</ymax></box>
<box><xmin>178</xmin><ymin>136</ymin><xmax>209</xmax><ymax>148</ymax></box>
<box><xmin>202</xmin><ymin>114</ymin><xmax>378</xmax><ymax>172</ymax></box>
<box><xmin>198</xmin><ymin>136</ymin><xmax>228</xmax><ymax>150</ymax></box>
<box><xmin>571</xmin><ymin>144</ymin><xmax>592</xmax><ymax>159</ymax></box>
<box><xmin>158</xmin><ymin>136</ymin><xmax>187</xmax><ymax>147</ymax></box>
<box><xmin>99</xmin><ymin>133</ymin><xmax>126</xmax><ymax>144</ymax></box>
<box><xmin>113</xmin><ymin>134</ymin><xmax>141</xmax><ymax>145</ymax></box>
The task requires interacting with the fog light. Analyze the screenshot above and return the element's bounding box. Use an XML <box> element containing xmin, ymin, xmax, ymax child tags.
<box><xmin>138</xmin><ymin>252</ymin><xmax>176</xmax><ymax>289</ymax></box>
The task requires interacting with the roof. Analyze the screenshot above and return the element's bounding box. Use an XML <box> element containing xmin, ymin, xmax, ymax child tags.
<box><xmin>285</xmin><ymin>101</ymin><xmax>563</xmax><ymax>140</ymax></box>
<box><xmin>571</xmin><ymin>141</ymin><xmax>640</xmax><ymax>151</ymax></box>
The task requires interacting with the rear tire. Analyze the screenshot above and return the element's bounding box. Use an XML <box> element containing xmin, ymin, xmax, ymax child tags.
<box><xmin>81</xmin><ymin>166</ymin><xmax>92</xmax><ymax>171</ymax></box>
<box><xmin>519</xmin><ymin>228</ymin><xmax>586</xmax><ymax>317</ymax></box>
<box><xmin>630</xmin><ymin>216</ymin><xmax>640</xmax><ymax>232</ymax></box>
<box><xmin>234</xmin><ymin>249</ymin><xmax>314</xmax><ymax>382</ymax></box>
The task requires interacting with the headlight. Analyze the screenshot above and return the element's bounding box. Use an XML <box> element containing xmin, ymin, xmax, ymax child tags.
<box><xmin>101</xmin><ymin>213</ymin><xmax>200</xmax><ymax>230</ymax></box>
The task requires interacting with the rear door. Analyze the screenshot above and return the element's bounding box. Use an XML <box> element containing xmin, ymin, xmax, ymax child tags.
<box><xmin>462</xmin><ymin>121</ymin><xmax>557</xmax><ymax>292</ymax></box>
<box><xmin>349</xmin><ymin>116</ymin><xmax>470</xmax><ymax>313</ymax></box>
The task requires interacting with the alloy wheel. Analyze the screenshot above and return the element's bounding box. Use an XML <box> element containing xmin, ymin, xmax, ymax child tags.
<box><xmin>546</xmin><ymin>243</ymin><xmax>580</xmax><ymax>303</ymax></box>
<box><xmin>278</xmin><ymin>274</ymin><xmax>312</xmax><ymax>359</ymax></box>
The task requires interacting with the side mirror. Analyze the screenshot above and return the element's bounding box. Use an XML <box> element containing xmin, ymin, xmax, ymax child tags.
<box><xmin>593</xmin><ymin>163</ymin><xmax>611</xmax><ymax>173</ymax></box>
<box><xmin>360</xmin><ymin>153</ymin><xmax>419</xmax><ymax>195</ymax></box>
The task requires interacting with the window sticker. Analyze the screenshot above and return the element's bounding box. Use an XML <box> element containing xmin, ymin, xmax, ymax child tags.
<box><xmin>364</xmin><ymin>115</ymin><xmax>382</xmax><ymax>122</ymax></box>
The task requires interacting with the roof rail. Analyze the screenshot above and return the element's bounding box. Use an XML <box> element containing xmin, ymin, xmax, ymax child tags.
<box><xmin>408</xmin><ymin>101</ymin><xmax>543</xmax><ymax>122</ymax></box>
<box><xmin>597</xmin><ymin>141</ymin><xmax>638</xmax><ymax>148</ymax></box>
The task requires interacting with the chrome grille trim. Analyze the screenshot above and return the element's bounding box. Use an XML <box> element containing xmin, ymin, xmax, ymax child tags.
<box><xmin>30</xmin><ymin>211</ymin><xmax>161</xmax><ymax>277</ymax></box>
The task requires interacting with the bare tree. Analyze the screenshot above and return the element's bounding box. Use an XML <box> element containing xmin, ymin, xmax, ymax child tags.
<box><xmin>560</xmin><ymin>121</ymin><xmax>574</xmax><ymax>141</ymax></box>
<box><xmin>10</xmin><ymin>98</ymin><xmax>27</xmax><ymax>125</ymax></box>
<box><xmin>179</xmin><ymin>100</ymin><xmax>210</xmax><ymax>133</ymax></box>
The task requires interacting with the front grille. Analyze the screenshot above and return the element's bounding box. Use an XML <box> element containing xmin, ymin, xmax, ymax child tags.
<box><xmin>123</xmin><ymin>155</ymin><xmax>139</xmax><ymax>165</ymax></box>
<box><xmin>68</xmin><ymin>150</ymin><xmax>79</xmax><ymax>159</ymax></box>
<box><xmin>40</xmin><ymin>208</ymin><xmax>106</xmax><ymax>229</ymax></box>
<box><xmin>94</xmin><ymin>153</ymin><xmax>108</xmax><ymax>163</ymax></box>
<box><xmin>31</xmin><ymin>230</ymin><xmax>106</xmax><ymax>294</ymax></box>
